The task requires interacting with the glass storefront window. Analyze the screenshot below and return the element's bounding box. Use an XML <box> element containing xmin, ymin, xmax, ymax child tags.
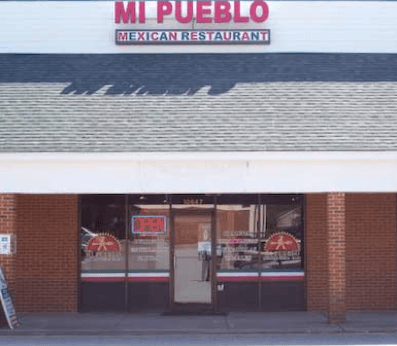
<box><xmin>80</xmin><ymin>194</ymin><xmax>304</xmax><ymax>312</ymax></box>
<box><xmin>217</xmin><ymin>203</ymin><xmax>304</xmax><ymax>273</ymax></box>
<box><xmin>81</xmin><ymin>198</ymin><xmax>126</xmax><ymax>273</ymax></box>
<box><xmin>261</xmin><ymin>205</ymin><xmax>303</xmax><ymax>271</ymax></box>
<box><xmin>129</xmin><ymin>205</ymin><xmax>170</xmax><ymax>273</ymax></box>
<box><xmin>217</xmin><ymin>205</ymin><xmax>260</xmax><ymax>272</ymax></box>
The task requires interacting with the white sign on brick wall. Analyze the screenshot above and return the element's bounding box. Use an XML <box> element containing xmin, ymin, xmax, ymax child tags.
<box><xmin>0</xmin><ymin>235</ymin><xmax>11</xmax><ymax>255</ymax></box>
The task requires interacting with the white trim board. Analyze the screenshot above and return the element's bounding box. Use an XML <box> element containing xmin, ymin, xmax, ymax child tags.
<box><xmin>1</xmin><ymin>152</ymin><xmax>397</xmax><ymax>193</ymax></box>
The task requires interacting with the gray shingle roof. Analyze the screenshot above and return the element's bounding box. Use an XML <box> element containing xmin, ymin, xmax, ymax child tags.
<box><xmin>1</xmin><ymin>54</ymin><xmax>397</xmax><ymax>152</ymax></box>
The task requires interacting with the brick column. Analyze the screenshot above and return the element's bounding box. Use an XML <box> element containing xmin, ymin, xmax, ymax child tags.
<box><xmin>327</xmin><ymin>192</ymin><xmax>346</xmax><ymax>323</ymax></box>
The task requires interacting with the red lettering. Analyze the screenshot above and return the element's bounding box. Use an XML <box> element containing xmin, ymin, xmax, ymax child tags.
<box><xmin>139</xmin><ymin>1</ymin><xmax>146</xmax><ymax>23</ymax></box>
<box><xmin>223</xmin><ymin>32</ymin><xmax>231</xmax><ymax>40</ymax></box>
<box><xmin>250</xmin><ymin>0</ymin><xmax>269</xmax><ymax>23</ymax></box>
<box><xmin>191</xmin><ymin>31</ymin><xmax>197</xmax><ymax>40</ymax></box>
<box><xmin>169</xmin><ymin>32</ymin><xmax>177</xmax><ymax>40</ymax></box>
<box><xmin>207</xmin><ymin>31</ymin><xmax>215</xmax><ymax>40</ymax></box>
<box><xmin>196</xmin><ymin>1</ymin><xmax>212</xmax><ymax>23</ymax></box>
<box><xmin>117</xmin><ymin>1</ymin><xmax>270</xmax><ymax>25</ymax></box>
<box><xmin>241</xmin><ymin>32</ymin><xmax>249</xmax><ymax>40</ymax></box>
<box><xmin>157</xmin><ymin>1</ymin><xmax>172</xmax><ymax>23</ymax></box>
<box><xmin>234</xmin><ymin>1</ymin><xmax>249</xmax><ymax>23</ymax></box>
<box><xmin>151</xmin><ymin>32</ymin><xmax>158</xmax><ymax>40</ymax></box>
<box><xmin>117</xmin><ymin>31</ymin><xmax>128</xmax><ymax>41</ymax></box>
<box><xmin>214</xmin><ymin>1</ymin><xmax>231</xmax><ymax>23</ymax></box>
<box><xmin>138</xmin><ymin>32</ymin><xmax>145</xmax><ymax>40</ymax></box>
<box><xmin>260</xmin><ymin>31</ymin><xmax>269</xmax><ymax>40</ymax></box>
<box><xmin>115</xmin><ymin>2</ymin><xmax>136</xmax><ymax>24</ymax></box>
<box><xmin>175</xmin><ymin>1</ymin><xmax>193</xmax><ymax>24</ymax></box>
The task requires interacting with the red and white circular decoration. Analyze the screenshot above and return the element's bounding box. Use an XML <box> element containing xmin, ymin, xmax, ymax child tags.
<box><xmin>265</xmin><ymin>232</ymin><xmax>299</xmax><ymax>252</ymax></box>
<box><xmin>86</xmin><ymin>233</ymin><xmax>121</xmax><ymax>252</ymax></box>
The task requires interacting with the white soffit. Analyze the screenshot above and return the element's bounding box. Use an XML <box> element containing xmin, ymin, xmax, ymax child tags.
<box><xmin>0</xmin><ymin>152</ymin><xmax>396</xmax><ymax>193</ymax></box>
<box><xmin>0</xmin><ymin>1</ymin><xmax>397</xmax><ymax>53</ymax></box>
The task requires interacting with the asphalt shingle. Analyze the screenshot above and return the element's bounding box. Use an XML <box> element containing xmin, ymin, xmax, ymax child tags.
<box><xmin>0</xmin><ymin>54</ymin><xmax>397</xmax><ymax>152</ymax></box>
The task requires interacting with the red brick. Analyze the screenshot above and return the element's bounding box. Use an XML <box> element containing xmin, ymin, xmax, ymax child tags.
<box><xmin>345</xmin><ymin>193</ymin><xmax>396</xmax><ymax>310</ymax></box>
<box><xmin>0</xmin><ymin>194</ymin><xmax>78</xmax><ymax>313</ymax></box>
<box><xmin>305</xmin><ymin>193</ymin><xmax>328</xmax><ymax>311</ymax></box>
<box><xmin>306</xmin><ymin>193</ymin><xmax>396</xmax><ymax>315</ymax></box>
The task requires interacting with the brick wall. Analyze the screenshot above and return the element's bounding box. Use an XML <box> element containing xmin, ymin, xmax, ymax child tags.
<box><xmin>2</xmin><ymin>194</ymin><xmax>79</xmax><ymax>313</ymax></box>
<box><xmin>345</xmin><ymin>193</ymin><xmax>396</xmax><ymax>310</ymax></box>
<box><xmin>306</xmin><ymin>193</ymin><xmax>397</xmax><ymax>312</ymax></box>
<box><xmin>305</xmin><ymin>193</ymin><xmax>328</xmax><ymax>311</ymax></box>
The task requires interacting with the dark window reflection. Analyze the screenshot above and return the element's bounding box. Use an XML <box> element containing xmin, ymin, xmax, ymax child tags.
<box><xmin>80</xmin><ymin>198</ymin><xmax>126</xmax><ymax>272</ymax></box>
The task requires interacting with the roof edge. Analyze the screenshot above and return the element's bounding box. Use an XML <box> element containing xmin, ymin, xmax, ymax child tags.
<box><xmin>1</xmin><ymin>151</ymin><xmax>397</xmax><ymax>162</ymax></box>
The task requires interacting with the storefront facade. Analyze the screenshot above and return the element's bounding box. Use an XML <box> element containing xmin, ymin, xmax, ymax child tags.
<box><xmin>1</xmin><ymin>0</ymin><xmax>397</xmax><ymax>323</ymax></box>
<box><xmin>79</xmin><ymin>193</ymin><xmax>304</xmax><ymax>312</ymax></box>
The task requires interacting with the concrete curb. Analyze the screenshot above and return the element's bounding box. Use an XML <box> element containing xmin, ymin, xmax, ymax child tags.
<box><xmin>1</xmin><ymin>312</ymin><xmax>396</xmax><ymax>337</ymax></box>
<box><xmin>1</xmin><ymin>328</ymin><xmax>397</xmax><ymax>337</ymax></box>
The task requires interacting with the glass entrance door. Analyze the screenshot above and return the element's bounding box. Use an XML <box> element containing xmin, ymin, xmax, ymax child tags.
<box><xmin>173</xmin><ymin>210</ymin><xmax>213</xmax><ymax>304</ymax></box>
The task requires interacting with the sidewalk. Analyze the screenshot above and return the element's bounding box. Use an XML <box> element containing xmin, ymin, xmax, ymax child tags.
<box><xmin>1</xmin><ymin>311</ymin><xmax>397</xmax><ymax>336</ymax></box>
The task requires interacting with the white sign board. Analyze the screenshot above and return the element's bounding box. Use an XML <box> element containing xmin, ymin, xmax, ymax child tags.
<box><xmin>0</xmin><ymin>1</ymin><xmax>397</xmax><ymax>53</ymax></box>
<box><xmin>0</xmin><ymin>235</ymin><xmax>11</xmax><ymax>255</ymax></box>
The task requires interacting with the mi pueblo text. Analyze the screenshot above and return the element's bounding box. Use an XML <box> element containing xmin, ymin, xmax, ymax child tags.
<box><xmin>115</xmin><ymin>1</ymin><xmax>270</xmax><ymax>24</ymax></box>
